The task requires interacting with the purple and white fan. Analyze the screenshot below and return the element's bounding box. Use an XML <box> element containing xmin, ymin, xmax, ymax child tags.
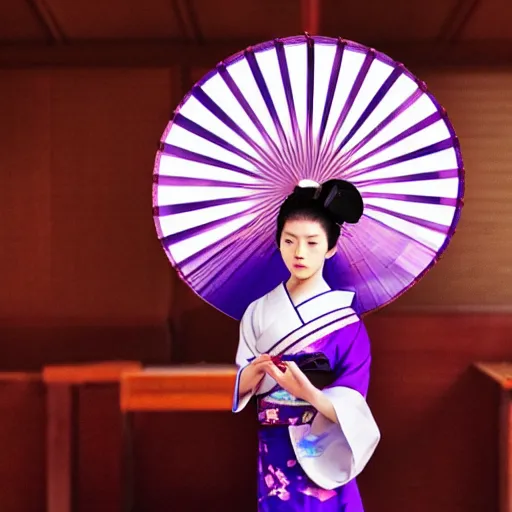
<box><xmin>153</xmin><ymin>35</ymin><xmax>464</xmax><ymax>320</ymax></box>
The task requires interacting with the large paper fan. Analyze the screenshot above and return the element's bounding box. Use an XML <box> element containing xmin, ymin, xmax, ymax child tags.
<box><xmin>153</xmin><ymin>35</ymin><xmax>464</xmax><ymax>320</ymax></box>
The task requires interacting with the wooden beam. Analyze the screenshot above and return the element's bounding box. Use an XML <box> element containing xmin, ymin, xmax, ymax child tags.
<box><xmin>500</xmin><ymin>390</ymin><xmax>512</xmax><ymax>512</ymax></box>
<box><xmin>171</xmin><ymin>0</ymin><xmax>190</xmax><ymax>39</ymax></box>
<box><xmin>183</xmin><ymin>0</ymin><xmax>205</xmax><ymax>44</ymax></box>
<box><xmin>1</xmin><ymin>39</ymin><xmax>512</xmax><ymax>69</ymax></box>
<box><xmin>120</xmin><ymin>365</ymin><xmax>238</xmax><ymax>412</ymax></box>
<box><xmin>46</xmin><ymin>384</ymin><xmax>74</xmax><ymax>512</ymax></box>
<box><xmin>171</xmin><ymin>0</ymin><xmax>204</xmax><ymax>43</ymax></box>
<box><xmin>475</xmin><ymin>363</ymin><xmax>512</xmax><ymax>512</ymax></box>
<box><xmin>26</xmin><ymin>0</ymin><xmax>66</xmax><ymax>43</ymax></box>
<box><xmin>438</xmin><ymin>0</ymin><xmax>481</xmax><ymax>42</ymax></box>
<box><xmin>301</xmin><ymin>0</ymin><xmax>321</xmax><ymax>35</ymax></box>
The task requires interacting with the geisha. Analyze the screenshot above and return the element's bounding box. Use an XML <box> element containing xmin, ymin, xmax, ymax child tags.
<box><xmin>232</xmin><ymin>179</ymin><xmax>380</xmax><ymax>511</ymax></box>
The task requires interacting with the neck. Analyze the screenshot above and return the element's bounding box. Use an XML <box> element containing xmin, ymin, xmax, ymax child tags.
<box><xmin>286</xmin><ymin>268</ymin><xmax>328</xmax><ymax>302</ymax></box>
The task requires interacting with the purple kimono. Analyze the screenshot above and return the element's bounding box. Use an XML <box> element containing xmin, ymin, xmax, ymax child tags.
<box><xmin>233</xmin><ymin>282</ymin><xmax>380</xmax><ymax>511</ymax></box>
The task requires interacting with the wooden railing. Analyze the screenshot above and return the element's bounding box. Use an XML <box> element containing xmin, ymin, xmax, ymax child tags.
<box><xmin>475</xmin><ymin>362</ymin><xmax>512</xmax><ymax>512</ymax></box>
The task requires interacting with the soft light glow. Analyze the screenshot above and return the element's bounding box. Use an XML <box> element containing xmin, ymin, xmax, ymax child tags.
<box><xmin>298</xmin><ymin>179</ymin><xmax>320</xmax><ymax>188</ymax></box>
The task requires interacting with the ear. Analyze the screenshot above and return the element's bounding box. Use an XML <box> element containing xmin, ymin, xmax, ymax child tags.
<box><xmin>325</xmin><ymin>246</ymin><xmax>337</xmax><ymax>259</ymax></box>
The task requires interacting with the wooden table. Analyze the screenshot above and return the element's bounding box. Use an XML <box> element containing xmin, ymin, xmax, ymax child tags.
<box><xmin>43</xmin><ymin>361</ymin><xmax>141</xmax><ymax>512</ymax></box>
<box><xmin>475</xmin><ymin>362</ymin><xmax>512</xmax><ymax>512</ymax></box>
<box><xmin>119</xmin><ymin>365</ymin><xmax>238</xmax><ymax>511</ymax></box>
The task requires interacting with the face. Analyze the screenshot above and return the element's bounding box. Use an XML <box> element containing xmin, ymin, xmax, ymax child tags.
<box><xmin>279</xmin><ymin>218</ymin><xmax>337</xmax><ymax>281</ymax></box>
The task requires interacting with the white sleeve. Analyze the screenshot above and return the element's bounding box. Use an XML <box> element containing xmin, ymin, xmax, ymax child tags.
<box><xmin>232</xmin><ymin>302</ymin><xmax>259</xmax><ymax>413</ymax></box>
<box><xmin>288</xmin><ymin>387</ymin><xmax>380</xmax><ymax>490</ymax></box>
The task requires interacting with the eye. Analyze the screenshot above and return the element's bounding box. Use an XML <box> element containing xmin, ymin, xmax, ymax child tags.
<box><xmin>285</xmin><ymin>239</ymin><xmax>293</xmax><ymax>245</ymax></box>
<box><xmin>308</xmin><ymin>242</ymin><xmax>318</xmax><ymax>246</ymax></box>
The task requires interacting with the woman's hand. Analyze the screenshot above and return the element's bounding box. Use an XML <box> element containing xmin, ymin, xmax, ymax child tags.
<box><xmin>238</xmin><ymin>354</ymin><xmax>273</xmax><ymax>396</ymax></box>
<box><xmin>265</xmin><ymin>361</ymin><xmax>316</xmax><ymax>402</ymax></box>
<box><xmin>266</xmin><ymin>361</ymin><xmax>338</xmax><ymax>423</ymax></box>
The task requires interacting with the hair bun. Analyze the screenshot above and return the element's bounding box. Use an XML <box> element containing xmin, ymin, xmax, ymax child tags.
<box><xmin>317</xmin><ymin>179</ymin><xmax>364</xmax><ymax>225</ymax></box>
<box><xmin>292</xmin><ymin>183</ymin><xmax>318</xmax><ymax>202</ymax></box>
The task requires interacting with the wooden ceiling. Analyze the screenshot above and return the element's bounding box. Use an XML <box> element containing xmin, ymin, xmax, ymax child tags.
<box><xmin>0</xmin><ymin>0</ymin><xmax>511</xmax><ymax>68</ymax></box>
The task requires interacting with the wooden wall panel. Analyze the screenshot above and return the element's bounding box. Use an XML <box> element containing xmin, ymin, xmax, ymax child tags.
<box><xmin>77</xmin><ymin>385</ymin><xmax>124</xmax><ymax>512</ymax></box>
<box><xmin>0</xmin><ymin>68</ymin><xmax>174</xmax><ymax>325</ymax></box>
<box><xmin>49</xmin><ymin>68</ymin><xmax>172</xmax><ymax>324</ymax></box>
<box><xmin>461</xmin><ymin>0</ymin><xmax>512</xmax><ymax>39</ymax></box>
<box><xmin>0</xmin><ymin>325</ymin><xmax>170</xmax><ymax>370</ymax></box>
<box><xmin>0</xmin><ymin>1</ymin><xmax>45</xmax><ymax>41</ymax></box>
<box><xmin>0</xmin><ymin>378</ymin><xmax>45</xmax><ymax>512</ymax></box>
<box><xmin>0</xmin><ymin>70</ymin><xmax>52</xmax><ymax>320</ymax></box>
<box><xmin>47</xmin><ymin>0</ymin><xmax>181</xmax><ymax>39</ymax></box>
<box><xmin>193</xmin><ymin>0</ymin><xmax>301</xmax><ymax>40</ymax></box>
<box><xmin>322</xmin><ymin>0</ymin><xmax>459</xmax><ymax>41</ymax></box>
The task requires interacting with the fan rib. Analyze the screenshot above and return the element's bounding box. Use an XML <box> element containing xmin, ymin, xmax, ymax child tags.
<box><xmin>173</xmin><ymin>114</ymin><xmax>286</xmax><ymax>188</ymax></box>
<box><xmin>317</xmin><ymin>40</ymin><xmax>345</xmax><ymax>145</ymax></box>
<box><xmin>318</xmin><ymin>51</ymin><xmax>375</xmax><ymax>168</ymax></box>
<box><xmin>341</xmin><ymin>88</ymin><xmax>423</xmax><ymax>163</ymax></box>
<box><xmin>191</xmin><ymin>87</ymin><xmax>291</xmax><ymax>186</ymax></box>
<box><xmin>355</xmin><ymin>168</ymin><xmax>460</xmax><ymax>187</ymax></box>
<box><xmin>161</xmin><ymin>202</ymin><xmax>264</xmax><ymax>245</ymax></box>
<box><xmin>275</xmin><ymin>40</ymin><xmax>305</xmax><ymax>171</ymax></box>
<box><xmin>305</xmin><ymin>38</ymin><xmax>315</xmax><ymax>175</ymax></box>
<box><xmin>245</xmin><ymin>50</ymin><xmax>298</xmax><ymax>182</ymax></box>
<box><xmin>155</xmin><ymin>173</ymin><xmax>264</xmax><ymax>189</ymax></box>
<box><xmin>331</xmin><ymin>66</ymin><xmax>403</xmax><ymax>161</ymax></box>
<box><xmin>361</xmin><ymin>191</ymin><xmax>458</xmax><ymax>207</ymax></box>
<box><xmin>365</xmin><ymin>203</ymin><xmax>450</xmax><ymax>233</ymax></box>
<box><xmin>160</xmin><ymin>144</ymin><xmax>261</xmax><ymax>180</ymax></box>
<box><xmin>155</xmin><ymin>194</ymin><xmax>266</xmax><ymax>216</ymax></box>
<box><xmin>342</xmin><ymin>112</ymin><xmax>443</xmax><ymax>176</ymax></box>
<box><xmin>346</xmin><ymin>138</ymin><xmax>455</xmax><ymax>179</ymax></box>
<box><xmin>218</xmin><ymin>63</ymin><xmax>296</xmax><ymax>186</ymax></box>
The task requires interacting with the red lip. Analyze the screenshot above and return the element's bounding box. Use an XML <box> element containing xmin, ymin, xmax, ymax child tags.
<box><xmin>293</xmin><ymin>264</ymin><xmax>307</xmax><ymax>269</ymax></box>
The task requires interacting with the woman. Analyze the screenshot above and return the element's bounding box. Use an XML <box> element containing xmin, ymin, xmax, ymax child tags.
<box><xmin>232</xmin><ymin>179</ymin><xmax>380</xmax><ymax>511</ymax></box>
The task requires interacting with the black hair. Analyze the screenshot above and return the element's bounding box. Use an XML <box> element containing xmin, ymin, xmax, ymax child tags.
<box><xmin>276</xmin><ymin>179</ymin><xmax>364</xmax><ymax>250</ymax></box>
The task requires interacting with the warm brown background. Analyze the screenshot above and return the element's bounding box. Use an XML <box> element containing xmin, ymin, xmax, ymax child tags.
<box><xmin>1</xmin><ymin>0</ymin><xmax>512</xmax><ymax>510</ymax></box>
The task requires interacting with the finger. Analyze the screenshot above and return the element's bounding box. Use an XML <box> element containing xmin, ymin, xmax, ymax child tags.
<box><xmin>271</xmin><ymin>359</ymin><xmax>287</xmax><ymax>372</ymax></box>
<box><xmin>253</xmin><ymin>356</ymin><xmax>271</xmax><ymax>367</ymax></box>
<box><xmin>261</xmin><ymin>361</ymin><xmax>276</xmax><ymax>371</ymax></box>
<box><xmin>254</xmin><ymin>361</ymin><xmax>275</xmax><ymax>375</ymax></box>
<box><xmin>265</xmin><ymin>364</ymin><xmax>285</xmax><ymax>383</ymax></box>
<box><xmin>286</xmin><ymin>362</ymin><xmax>309</xmax><ymax>383</ymax></box>
<box><xmin>286</xmin><ymin>361</ymin><xmax>303</xmax><ymax>376</ymax></box>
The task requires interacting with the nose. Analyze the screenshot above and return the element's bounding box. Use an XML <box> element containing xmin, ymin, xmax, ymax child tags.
<box><xmin>294</xmin><ymin>242</ymin><xmax>305</xmax><ymax>259</ymax></box>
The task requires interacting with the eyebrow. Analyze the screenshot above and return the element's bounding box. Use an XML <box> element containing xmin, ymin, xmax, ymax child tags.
<box><xmin>283</xmin><ymin>232</ymin><xmax>320</xmax><ymax>238</ymax></box>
